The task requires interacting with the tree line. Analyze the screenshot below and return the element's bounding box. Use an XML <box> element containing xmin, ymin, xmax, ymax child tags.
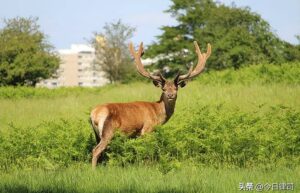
<box><xmin>146</xmin><ymin>0</ymin><xmax>300</xmax><ymax>77</ymax></box>
<box><xmin>0</xmin><ymin>0</ymin><xmax>299</xmax><ymax>86</ymax></box>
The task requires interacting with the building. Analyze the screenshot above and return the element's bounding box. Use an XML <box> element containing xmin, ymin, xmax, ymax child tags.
<box><xmin>37</xmin><ymin>44</ymin><xmax>108</xmax><ymax>88</ymax></box>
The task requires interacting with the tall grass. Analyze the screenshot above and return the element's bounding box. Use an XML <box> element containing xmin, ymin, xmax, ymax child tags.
<box><xmin>0</xmin><ymin>62</ymin><xmax>299</xmax><ymax>100</ymax></box>
<box><xmin>0</xmin><ymin>63</ymin><xmax>299</xmax><ymax>170</ymax></box>
<box><xmin>0</xmin><ymin>165</ymin><xmax>299</xmax><ymax>193</ymax></box>
<box><xmin>0</xmin><ymin>63</ymin><xmax>299</xmax><ymax>192</ymax></box>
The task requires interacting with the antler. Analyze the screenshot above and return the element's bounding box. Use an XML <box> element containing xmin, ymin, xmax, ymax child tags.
<box><xmin>129</xmin><ymin>42</ymin><xmax>165</xmax><ymax>82</ymax></box>
<box><xmin>175</xmin><ymin>41</ymin><xmax>211</xmax><ymax>83</ymax></box>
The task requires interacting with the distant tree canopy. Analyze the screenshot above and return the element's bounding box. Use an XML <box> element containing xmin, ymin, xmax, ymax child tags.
<box><xmin>0</xmin><ymin>17</ymin><xmax>60</xmax><ymax>86</ymax></box>
<box><xmin>146</xmin><ymin>0</ymin><xmax>300</xmax><ymax>77</ymax></box>
<box><xmin>92</xmin><ymin>20</ymin><xmax>140</xmax><ymax>83</ymax></box>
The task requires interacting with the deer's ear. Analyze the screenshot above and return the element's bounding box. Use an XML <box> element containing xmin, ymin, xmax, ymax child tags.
<box><xmin>174</xmin><ymin>75</ymin><xmax>187</xmax><ymax>88</ymax></box>
<box><xmin>152</xmin><ymin>80</ymin><xmax>164</xmax><ymax>87</ymax></box>
<box><xmin>178</xmin><ymin>81</ymin><xmax>186</xmax><ymax>88</ymax></box>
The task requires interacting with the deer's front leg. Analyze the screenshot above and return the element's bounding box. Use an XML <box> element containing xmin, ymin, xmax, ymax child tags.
<box><xmin>141</xmin><ymin>125</ymin><xmax>154</xmax><ymax>136</ymax></box>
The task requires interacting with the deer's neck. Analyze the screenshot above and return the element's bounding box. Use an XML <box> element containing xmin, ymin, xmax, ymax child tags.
<box><xmin>157</xmin><ymin>93</ymin><xmax>177</xmax><ymax>124</ymax></box>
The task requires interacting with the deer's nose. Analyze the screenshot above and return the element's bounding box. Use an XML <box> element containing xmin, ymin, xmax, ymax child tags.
<box><xmin>167</xmin><ymin>93</ymin><xmax>175</xmax><ymax>98</ymax></box>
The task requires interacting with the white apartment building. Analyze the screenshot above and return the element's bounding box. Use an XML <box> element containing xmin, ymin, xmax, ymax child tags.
<box><xmin>37</xmin><ymin>44</ymin><xmax>108</xmax><ymax>88</ymax></box>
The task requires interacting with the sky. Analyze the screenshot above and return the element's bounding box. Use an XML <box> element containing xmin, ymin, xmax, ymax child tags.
<box><xmin>0</xmin><ymin>0</ymin><xmax>299</xmax><ymax>50</ymax></box>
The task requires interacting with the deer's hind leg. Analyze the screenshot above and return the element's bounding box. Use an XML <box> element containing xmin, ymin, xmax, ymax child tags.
<box><xmin>92</xmin><ymin>121</ymin><xmax>114</xmax><ymax>169</ymax></box>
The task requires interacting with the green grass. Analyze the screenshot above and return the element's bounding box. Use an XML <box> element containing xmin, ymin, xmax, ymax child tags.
<box><xmin>1</xmin><ymin>83</ymin><xmax>299</xmax><ymax>129</ymax></box>
<box><xmin>0</xmin><ymin>165</ymin><xmax>299</xmax><ymax>193</ymax></box>
<box><xmin>1</xmin><ymin>63</ymin><xmax>299</xmax><ymax>129</ymax></box>
<box><xmin>0</xmin><ymin>63</ymin><xmax>299</xmax><ymax>192</ymax></box>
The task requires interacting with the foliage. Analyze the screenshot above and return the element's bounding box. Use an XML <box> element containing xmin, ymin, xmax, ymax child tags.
<box><xmin>0</xmin><ymin>85</ymin><xmax>107</xmax><ymax>99</ymax></box>
<box><xmin>0</xmin><ymin>17</ymin><xmax>60</xmax><ymax>86</ymax></box>
<box><xmin>0</xmin><ymin>63</ymin><xmax>299</xmax><ymax>171</ymax></box>
<box><xmin>0</xmin><ymin>165</ymin><xmax>298</xmax><ymax>193</ymax></box>
<box><xmin>107</xmin><ymin>105</ymin><xmax>300</xmax><ymax>168</ymax></box>
<box><xmin>196</xmin><ymin>62</ymin><xmax>300</xmax><ymax>85</ymax></box>
<box><xmin>92</xmin><ymin>20</ymin><xmax>139</xmax><ymax>83</ymax></box>
<box><xmin>145</xmin><ymin>0</ymin><xmax>300</xmax><ymax>77</ymax></box>
<box><xmin>0</xmin><ymin>62</ymin><xmax>299</xmax><ymax>99</ymax></box>
<box><xmin>0</xmin><ymin>105</ymin><xmax>299</xmax><ymax>169</ymax></box>
<box><xmin>0</xmin><ymin>119</ymin><xmax>92</xmax><ymax>170</ymax></box>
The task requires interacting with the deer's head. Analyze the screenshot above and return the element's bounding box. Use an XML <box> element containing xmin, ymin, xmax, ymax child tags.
<box><xmin>129</xmin><ymin>41</ymin><xmax>211</xmax><ymax>101</ymax></box>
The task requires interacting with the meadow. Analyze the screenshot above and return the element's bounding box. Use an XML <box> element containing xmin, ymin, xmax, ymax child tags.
<box><xmin>0</xmin><ymin>63</ymin><xmax>299</xmax><ymax>192</ymax></box>
<box><xmin>1</xmin><ymin>165</ymin><xmax>299</xmax><ymax>193</ymax></box>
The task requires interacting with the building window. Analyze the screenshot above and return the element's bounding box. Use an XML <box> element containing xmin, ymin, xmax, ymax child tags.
<box><xmin>78</xmin><ymin>82</ymin><xmax>83</xmax><ymax>86</ymax></box>
<box><xmin>52</xmin><ymin>82</ymin><xmax>57</xmax><ymax>87</ymax></box>
<box><xmin>80</xmin><ymin>51</ymin><xmax>92</xmax><ymax>54</ymax></box>
<box><xmin>93</xmin><ymin>79</ymin><xmax>97</xmax><ymax>83</ymax></box>
<box><xmin>78</xmin><ymin>69</ymin><xmax>82</xmax><ymax>72</ymax></box>
<box><xmin>78</xmin><ymin>62</ymin><xmax>82</xmax><ymax>65</ymax></box>
<box><xmin>78</xmin><ymin>55</ymin><xmax>82</xmax><ymax>58</ymax></box>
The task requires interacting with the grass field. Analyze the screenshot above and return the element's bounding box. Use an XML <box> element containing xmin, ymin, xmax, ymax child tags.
<box><xmin>1</xmin><ymin>165</ymin><xmax>299</xmax><ymax>193</ymax></box>
<box><xmin>1</xmin><ymin>83</ymin><xmax>299</xmax><ymax>129</ymax></box>
<box><xmin>0</xmin><ymin>64</ymin><xmax>299</xmax><ymax>192</ymax></box>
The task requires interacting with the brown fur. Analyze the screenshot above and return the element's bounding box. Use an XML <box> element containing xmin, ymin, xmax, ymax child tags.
<box><xmin>90</xmin><ymin>86</ymin><xmax>177</xmax><ymax>168</ymax></box>
<box><xmin>92</xmin><ymin>101</ymin><xmax>164</xmax><ymax>134</ymax></box>
<box><xmin>90</xmin><ymin>41</ymin><xmax>211</xmax><ymax>168</ymax></box>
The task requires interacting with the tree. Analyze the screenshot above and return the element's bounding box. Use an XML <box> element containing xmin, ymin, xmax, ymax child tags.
<box><xmin>146</xmin><ymin>0</ymin><xmax>299</xmax><ymax>76</ymax></box>
<box><xmin>92</xmin><ymin>20</ymin><xmax>138</xmax><ymax>83</ymax></box>
<box><xmin>0</xmin><ymin>17</ymin><xmax>60</xmax><ymax>86</ymax></box>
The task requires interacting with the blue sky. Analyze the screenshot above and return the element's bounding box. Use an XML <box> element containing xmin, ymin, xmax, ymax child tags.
<box><xmin>0</xmin><ymin>0</ymin><xmax>299</xmax><ymax>49</ymax></box>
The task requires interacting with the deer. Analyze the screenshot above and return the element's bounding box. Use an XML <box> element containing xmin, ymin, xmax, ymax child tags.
<box><xmin>90</xmin><ymin>41</ymin><xmax>211</xmax><ymax>168</ymax></box>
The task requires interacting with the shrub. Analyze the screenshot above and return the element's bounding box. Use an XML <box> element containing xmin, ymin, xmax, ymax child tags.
<box><xmin>0</xmin><ymin>104</ymin><xmax>299</xmax><ymax>171</ymax></box>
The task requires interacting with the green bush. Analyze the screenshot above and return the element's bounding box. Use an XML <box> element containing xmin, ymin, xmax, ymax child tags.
<box><xmin>196</xmin><ymin>62</ymin><xmax>300</xmax><ymax>85</ymax></box>
<box><xmin>0</xmin><ymin>63</ymin><xmax>299</xmax><ymax>100</ymax></box>
<box><xmin>0</xmin><ymin>104</ymin><xmax>299</xmax><ymax>171</ymax></box>
<box><xmin>0</xmin><ymin>119</ymin><xmax>93</xmax><ymax>170</ymax></box>
<box><xmin>0</xmin><ymin>62</ymin><xmax>299</xmax><ymax>171</ymax></box>
<box><xmin>106</xmin><ymin>104</ymin><xmax>300</xmax><ymax>168</ymax></box>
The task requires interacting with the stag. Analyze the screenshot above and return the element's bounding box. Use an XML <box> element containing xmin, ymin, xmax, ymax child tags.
<box><xmin>90</xmin><ymin>41</ymin><xmax>211</xmax><ymax>168</ymax></box>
